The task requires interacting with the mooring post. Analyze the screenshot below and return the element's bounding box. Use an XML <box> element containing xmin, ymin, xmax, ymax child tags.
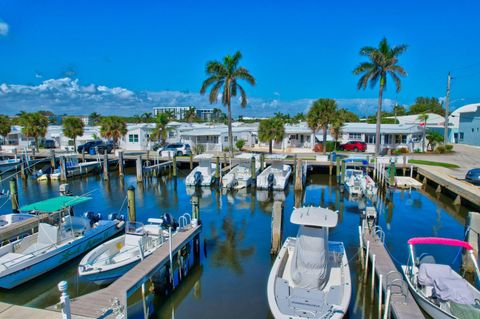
<box><xmin>293</xmin><ymin>154</ymin><xmax>298</xmax><ymax>181</ymax></box>
<box><xmin>251</xmin><ymin>156</ymin><xmax>257</xmax><ymax>187</ymax></box>
<box><xmin>50</xmin><ymin>149</ymin><xmax>56</xmax><ymax>168</ymax></box>
<box><xmin>371</xmin><ymin>254</ymin><xmax>376</xmax><ymax>302</ymax></box>
<box><xmin>10</xmin><ymin>179</ymin><xmax>19</xmax><ymax>213</ymax></box>
<box><xmin>340</xmin><ymin>160</ymin><xmax>346</xmax><ymax>185</ymax></box>
<box><xmin>271</xmin><ymin>201</ymin><xmax>284</xmax><ymax>255</ymax></box>
<box><xmin>60</xmin><ymin>156</ymin><xmax>68</xmax><ymax>182</ymax></box>
<box><xmin>223</xmin><ymin>152</ymin><xmax>227</xmax><ymax>169</ymax></box>
<box><xmin>364</xmin><ymin>240</ymin><xmax>370</xmax><ymax>282</ymax></box>
<box><xmin>378</xmin><ymin>274</ymin><xmax>383</xmax><ymax>319</ymax></box>
<box><xmin>260</xmin><ymin>153</ymin><xmax>265</xmax><ymax>170</ymax></box>
<box><xmin>389</xmin><ymin>157</ymin><xmax>395</xmax><ymax>187</ymax></box>
<box><xmin>58</xmin><ymin>281</ymin><xmax>71</xmax><ymax>319</ymax></box>
<box><xmin>359</xmin><ymin>226</ymin><xmax>364</xmax><ymax>268</ymax></box>
<box><xmin>20</xmin><ymin>155</ymin><xmax>26</xmax><ymax>179</ymax></box>
<box><xmin>329</xmin><ymin>154</ymin><xmax>333</xmax><ymax>176</ymax></box>
<box><xmin>336</xmin><ymin>157</ymin><xmax>340</xmax><ymax>179</ymax></box>
<box><xmin>103</xmin><ymin>152</ymin><xmax>109</xmax><ymax>181</ymax></box>
<box><xmin>215</xmin><ymin>156</ymin><xmax>220</xmax><ymax>182</ymax></box>
<box><xmin>191</xmin><ymin>195</ymin><xmax>200</xmax><ymax>221</ymax></box>
<box><xmin>81</xmin><ymin>150</ymin><xmax>85</xmax><ymax>163</ymax></box>
<box><xmin>294</xmin><ymin>158</ymin><xmax>303</xmax><ymax>191</ymax></box>
<box><xmin>118</xmin><ymin>150</ymin><xmax>124</xmax><ymax>178</ymax></box>
<box><xmin>189</xmin><ymin>153</ymin><xmax>193</xmax><ymax>170</ymax></box>
<box><xmin>127</xmin><ymin>185</ymin><xmax>136</xmax><ymax>222</ymax></box>
<box><xmin>172</xmin><ymin>154</ymin><xmax>177</xmax><ymax>177</ymax></box>
<box><xmin>136</xmin><ymin>155</ymin><xmax>143</xmax><ymax>183</ymax></box>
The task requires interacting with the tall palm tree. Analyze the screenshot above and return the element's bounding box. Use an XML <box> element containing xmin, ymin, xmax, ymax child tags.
<box><xmin>330</xmin><ymin>110</ymin><xmax>346</xmax><ymax>151</ymax></box>
<box><xmin>89</xmin><ymin>112</ymin><xmax>102</xmax><ymax>125</ymax></box>
<box><xmin>62</xmin><ymin>117</ymin><xmax>85</xmax><ymax>150</ymax></box>
<box><xmin>353</xmin><ymin>37</ymin><xmax>408</xmax><ymax>155</ymax></box>
<box><xmin>141</xmin><ymin>112</ymin><xmax>153</xmax><ymax>123</ymax></box>
<box><xmin>20</xmin><ymin>112</ymin><xmax>49</xmax><ymax>149</ymax></box>
<box><xmin>418</xmin><ymin>112</ymin><xmax>429</xmax><ymax>152</ymax></box>
<box><xmin>200</xmin><ymin>51</ymin><xmax>255</xmax><ymax>157</ymax></box>
<box><xmin>184</xmin><ymin>107</ymin><xmax>197</xmax><ymax>123</ymax></box>
<box><xmin>258</xmin><ymin>118</ymin><xmax>285</xmax><ymax>153</ymax></box>
<box><xmin>307</xmin><ymin>99</ymin><xmax>338</xmax><ymax>154</ymax></box>
<box><xmin>100</xmin><ymin>116</ymin><xmax>127</xmax><ymax>149</ymax></box>
<box><xmin>150</xmin><ymin>113</ymin><xmax>171</xmax><ymax>145</ymax></box>
<box><xmin>0</xmin><ymin>115</ymin><xmax>11</xmax><ymax>145</ymax></box>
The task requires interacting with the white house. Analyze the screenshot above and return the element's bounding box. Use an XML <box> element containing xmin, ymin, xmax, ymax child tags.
<box><xmin>180</xmin><ymin>124</ymin><xmax>255</xmax><ymax>151</ymax></box>
<box><xmin>118</xmin><ymin>123</ymin><xmax>156</xmax><ymax>151</ymax></box>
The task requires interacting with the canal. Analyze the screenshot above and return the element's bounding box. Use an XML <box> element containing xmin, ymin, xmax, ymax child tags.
<box><xmin>0</xmin><ymin>167</ymin><xmax>470</xmax><ymax>318</ymax></box>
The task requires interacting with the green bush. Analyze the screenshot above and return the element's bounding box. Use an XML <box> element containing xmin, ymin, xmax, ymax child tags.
<box><xmin>223</xmin><ymin>146</ymin><xmax>230</xmax><ymax>153</ymax></box>
<box><xmin>435</xmin><ymin>145</ymin><xmax>446</xmax><ymax>154</ymax></box>
<box><xmin>325</xmin><ymin>141</ymin><xmax>340</xmax><ymax>152</ymax></box>
<box><xmin>445</xmin><ymin>144</ymin><xmax>454</xmax><ymax>152</ymax></box>
<box><xmin>192</xmin><ymin>144</ymin><xmax>206</xmax><ymax>155</ymax></box>
<box><xmin>235</xmin><ymin>139</ymin><xmax>246</xmax><ymax>151</ymax></box>
<box><xmin>414</xmin><ymin>148</ymin><xmax>422</xmax><ymax>153</ymax></box>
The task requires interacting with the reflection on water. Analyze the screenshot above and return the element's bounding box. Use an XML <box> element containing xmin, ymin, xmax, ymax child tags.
<box><xmin>0</xmin><ymin>168</ymin><xmax>471</xmax><ymax>318</ymax></box>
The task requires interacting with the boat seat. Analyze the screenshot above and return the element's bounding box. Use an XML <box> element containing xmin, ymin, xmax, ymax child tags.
<box><xmin>144</xmin><ymin>224</ymin><xmax>162</xmax><ymax>236</ymax></box>
<box><xmin>326</xmin><ymin>285</ymin><xmax>343</xmax><ymax>306</ymax></box>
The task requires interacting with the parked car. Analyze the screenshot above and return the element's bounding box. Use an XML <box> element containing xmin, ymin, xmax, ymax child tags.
<box><xmin>340</xmin><ymin>141</ymin><xmax>367</xmax><ymax>152</ymax></box>
<box><xmin>465</xmin><ymin>168</ymin><xmax>480</xmax><ymax>185</ymax></box>
<box><xmin>96</xmin><ymin>141</ymin><xmax>114</xmax><ymax>154</ymax></box>
<box><xmin>43</xmin><ymin>139</ymin><xmax>56</xmax><ymax>149</ymax></box>
<box><xmin>77</xmin><ymin>140</ymin><xmax>102</xmax><ymax>154</ymax></box>
<box><xmin>158</xmin><ymin>143</ymin><xmax>191</xmax><ymax>156</ymax></box>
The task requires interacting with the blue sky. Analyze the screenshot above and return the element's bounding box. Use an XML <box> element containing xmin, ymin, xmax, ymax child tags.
<box><xmin>0</xmin><ymin>0</ymin><xmax>480</xmax><ymax>116</ymax></box>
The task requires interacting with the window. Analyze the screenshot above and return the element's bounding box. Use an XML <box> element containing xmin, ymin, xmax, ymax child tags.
<box><xmin>349</xmin><ymin>133</ymin><xmax>361</xmax><ymax>140</ymax></box>
<box><xmin>128</xmin><ymin>134</ymin><xmax>139</xmax><ymax>143</ymax></box>
<box><xmin>459</xmin><ymin>132</ymin><xmax>464</xmax><ymax>142</ymax></box>
<box><xmin>384</xmin><ymin>134</ymin><xmax>391</xmax><ymax>144</ymax></box>
<box><xmin>224</xmin><ymin>136</ymin><xmax>228</xmax><ymax>142</ymax></box>
<box><xmin>365</xmin><ymin>134</ymin><xmax>375</xmax><ymax>144</ymax></box>
<box><xmin>402</xmin><ymin>135</ymin><xmax>407</xmax><ymax>144</ymax></box>
<box><xmin>472</xmin><ymin>128</ymin><xmax>475</xmax><ymax>132</ymax></box>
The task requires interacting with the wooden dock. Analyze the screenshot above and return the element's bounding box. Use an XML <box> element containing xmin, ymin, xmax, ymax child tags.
<box><xmin>0</xmin><ymin>213</ymin><xmax>54</xmax><ymax>243</ymax></box>
<box><xmin>0</xmin><ymin>302</ymin><xmax>89</xmax><ymax>319</ymax></box>
<box><xmin>362</xmin><ymin>229</ymin><xmax>426</xmax><ymax>319</ymax></box>
<box><xmin>70</xmin><ymin>224</ymin><xmax>202</xmax><ymax>318</ymax></box>
<box><xmin>394</xmin><ymin>176</ymin><xmax>422</xmax><ymax>189</ymax></box>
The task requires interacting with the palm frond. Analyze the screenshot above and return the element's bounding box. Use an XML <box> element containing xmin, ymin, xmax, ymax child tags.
<box><xmin>237</xmin><ymin>84</ymin><xmax>248</xmax><ymax>108</ymax></box>
<box><xmin>388</xmin><ymin>71</ymin><xmax>402</xmax><ymax>92</ymax></box>
<box><xmin>200</xmin><ymin>76</ymin><xmax>220</xmax><ymax>94</ymax></box>
<box><xmin>209</xmin><ymin>81</ymin><xmax>224</xmax><ymax>104</ymax></box>
<box><xmin>233</xmin><ymin>67</ymin><xmax>256</xmax><ymax>85</ymax></box>
<box><xmin>352</xmin><ymin>62</ymin><xmax>374</xmax><ymax>75</ymax></box>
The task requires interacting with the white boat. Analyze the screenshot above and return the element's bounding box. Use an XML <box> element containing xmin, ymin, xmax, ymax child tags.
<box><xmin>0</xmin><ymin>203</ymin><xmax>124</xmax><ymax>289</ymax></box>
<box><xmin>267</xmin><ymin>206</ymin><xmax>351</xmax><ymax>319</ymax></box>
<box><xmin>78</xmin><ymin>217</ymin><xmax>177</xmax><ymax>285</ymax></box>
<box><xmin>257</xmin><ymin>161</ymin><xmax>292</xmax><ymax>190</ymax></box>
<box><xmin>402</xmin><ymin>237</ymin><xmax>480</xmax><ymax>319</ymax></box>
<box><xmin>360</xmin><ymin>174</ymin><xmax>378</xmax><ymax>197</ymax></box>
<box><xmin>185</xmin><ymin>154</ymin><xmax>217</xmax><ymax>187</ymax></box>
<box><xmin>222</xmin><ymin>154</ymin><xmax>262</xmax><ymax>190</ymax></box>
<box><xmin>344</xmin><ymin>169</ymin><xmax>363</xmax><ymax>197</ymax></box>
<box><xmin>0</xmin><ymin>213</ymin><xmax>34</xmax><ymax>229</ymax></box>
<box><xmin>0</xmin><ymin>158</ymin><xmax>21</xmax><ymax>174</ymax></box>
<box><xmin>40</xmin><ymin>155</ymin><xmax>100</xmax><ymax>180</ymax></box>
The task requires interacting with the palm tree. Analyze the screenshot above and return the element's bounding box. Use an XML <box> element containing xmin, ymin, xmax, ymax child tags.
<box><xmin>132</xmin><ymin>114</ymin><xmax>142</xmax><ymax>123</ymax></box>
<box><xmin>330</xmin><ymin>110</ymin><xmax>346</xmax><ymax>151</ymax></box>
<box><xmin>89</xmin><ymin>112</ymin><xmax>102</xmax><ymax>125</ymax></box>
<box><xmin>418</xmin><ymin>112</ymin><xmax>429</xmax><ymax>152</ymax></box>
<box><xmin>150</xmin><ymin>113</ymin><xmax>171</xmax><ymax>146</ymax></box>
<box><xmin>141</xmin><ymin>112</ymin><xmax>153</xmax><ymax>123</ymax></box>
<box><xmin>258</xmin><ymin>118</ymin><xmax>285</xmax><ymax>153</ymax></box>
<box><xmin>353</xmin><ymin>37</ymin><xmax>408</xmax><ymax>155</ymax></box>
<box><xmin>20</xmin><ymin>112</ymin><xmax>49</xmax><ymax>149</ymax></box>
<box><xmin>62</xmin><ymin>117</ymin><xmax>85</xmax><ymax>150</ymax></box>
<box><xmin>200</xmin><ymin>51</ymin><xmax>256</xmax><ymax>157</ymax></box>
<box><xmin>184</xmin><ymin>107</ymin><xmax>197</xmax><ymax>123</ymax></box>
<box><xmin>100</xmin><ymin>116</ymin><xmax>127</xmax><ymax>149</ymax></box>
<box><xmin>307</xmin><ymin>99</ymin><xmax>338</xmax><ymax>154</ymax></box>
<box><xmin>0</xmin><ymin>115</ymin><xmax>11</xmax><ymax>146</ymax></box>
<box><xmin>426</xmin><ymin>130</ymin><xmax>444</xmax><ymax>151</ymax></box>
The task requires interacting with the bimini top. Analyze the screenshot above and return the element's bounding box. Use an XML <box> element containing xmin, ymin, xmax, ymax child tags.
<box><xmin>20</xmin><ymin>196</ymin><xmax>92</xmax><ymax>213</ymax></box>
<box><xmin>290</xmin><ymin>206</ymin><xmax>338</xmax><ymax>227</ymax></box>
<box><xmin>408</xmin><ymin>237</ymin><xmax>473</xmax><ymax>250</ymax></box>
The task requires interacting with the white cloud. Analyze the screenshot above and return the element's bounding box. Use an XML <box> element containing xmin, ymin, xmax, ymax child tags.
<box><xmin>0</xmin><ymin>21</ymin><xmax>9</xmax><ymax>36</ymax></box>
<box><xmin>0</xmin><ymin>77</ymin><xmax>389</xmax><ymax>117</ymax></box>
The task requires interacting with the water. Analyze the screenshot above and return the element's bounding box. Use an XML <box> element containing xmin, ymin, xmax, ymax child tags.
<box><xmin>0</xmin><ymin>168</ymin><xmax>470</xmax><ymax>318</ymax></box>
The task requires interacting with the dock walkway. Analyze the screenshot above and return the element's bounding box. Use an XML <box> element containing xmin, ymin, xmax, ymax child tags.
<box><xmin>362</xmin><ymin>230</ymin><xmax>426</xmax><ymax>319</ymax></box>
<box><xmin>0</xmin><ymin>302</ymin><xmax>89</xmax><ymax>319</ymax></box>
<box><xmin>70</xmin><ymin>224</ymin><xmax>202</xmax><ymax>318</ymax></box>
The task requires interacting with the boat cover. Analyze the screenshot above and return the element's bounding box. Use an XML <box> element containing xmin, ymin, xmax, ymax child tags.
<box><xmin>20</xmin><ymin>196</ymin><xmax>92</xmax><ymax>213</ymax></box>
<box><xmin>418</xmin><ymin>263</ymin><xmax>475</xmax><ymax>305</ymax></box>
<box><xmin>291</xmin><ymin>226</ymin><xmax>328</xmax><ymax>289</ymax></box>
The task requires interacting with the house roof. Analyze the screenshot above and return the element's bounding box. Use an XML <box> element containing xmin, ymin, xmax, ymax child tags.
<box><xmin>342</xmin><ymin>123</ymin><xmax>423</xmax><ymax>134</ymax></box>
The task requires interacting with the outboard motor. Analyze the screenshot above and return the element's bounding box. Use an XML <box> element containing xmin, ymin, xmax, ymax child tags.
<box><xmin>108</xmin><ymin>213</ymin><xmax>124</xmax><ymax>221</ymax></box>
<box><xmin>194</xmin><ymin>171</ymin><xmax>202</xmax><ymax>186</ymax></box>
<box><xmin>84</xmin><ymin>211</ymin><xmax>102</xmax><ymax>226</ymax></box>
<box><xmin>267</xmin><ymin>173</ymin><xmax>275</xmax><ymax>190</ymax></box>
<box><xmin>161</xmin><ymin>213</ymin><xmax>179</xmax><ymax>231</ymax></box>
<box><xmin>59</xmin><ymin>183</ymin><xmax>72</xmax><ymax>196</ymax></box>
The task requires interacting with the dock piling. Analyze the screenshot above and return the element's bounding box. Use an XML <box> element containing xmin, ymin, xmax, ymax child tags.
<box><xmin>260</xmin><ymin>153</ymin><xmax>265</xmax><ymax>170</ymax></box>
<box><xmin>336</xmin><ymin>157</ymin><xmax>340</xmax><ymax>178</ymax></box>
<box><xmin>10</xmin><ymin>179</ymin><xmax>19</xmax><ymax>213</ymax></box>
<box><xmin>127</xmin><ymin>185</ymin><xmax>136</xmax><ymax>222</ymax></box>
<box><xmin>103</xmin><ymin>152</ymin><xmax>109</xmax><ymax>181</ymax></box>
<box><xmin>118</xmin><ymin>151</ymin><xmax>124</xmax><ymax>177</ymax></box>
<box><xmin>251</xmin><ymin>156</ymin><xmax>257</xmax><ymax>187</ymax></box>
<box><xmin>215</xmin><ymin>156</ymin><xmax>220</xmax><ymax>181</ymax></box>
<box><xmin>271</xmin><ymin>201</ymin><xmax>284</xmax><ymax>255</ymax></box>
<box><xmin>60</xmin><ymin>156</ymin><xmax>67</xmax><ymax>182</ymax></box>
<box><xmin>20</xmin><ymin>155</ymin><xmax>26</xmax><ymax>179</ymax></box>
<box><xmin>294</xmin><ymin>158</ymin><xmax>303</xmax><ymax>191</ymax></box>
<box><xmin>389</xmin><ymin>158</ymin><xmax>395</xmax><ymax>187</ymax></box>
<box><xmin>136</xmin><ymin>155</ymin><xmax>143</xmax><ymax>183</ymax></box>
<box><xmin>189</xmin><ymin>153</ymin><xmax>193</xmax><ymax>170</ymax></box>
<box><xmin>172</xmin><ymin>155</ymin><xmax>177</xmax><ymax>177</ymax></box>
<box><xmin>58</xmin><ymin>281</ymin><xmax>72</xmax><ymax>319</ymax></box>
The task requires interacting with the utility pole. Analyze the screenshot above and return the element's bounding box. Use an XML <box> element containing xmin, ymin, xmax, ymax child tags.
<box><xmin>444</xmin><ymin>72</ymin><xmax>452</xmax><ymax>144</ymax></box>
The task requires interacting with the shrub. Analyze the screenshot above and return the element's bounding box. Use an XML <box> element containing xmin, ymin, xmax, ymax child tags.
<box><xmin>325</xmin><ymin>141</ymin><xmax>340</xmax><ymax>152</ymax></box>
<box><xmin>223</xmin><ymin>146</ymin><xmax>230</xmax><ymax>153</ymax></box>
<box><xmin>392</xmin><ymin>149</ymin><xmax>401</xmax><ymax>155</ymax></box>
<box><xmin>398</xmin><ymin>147</ymin><xmax>409</xmax><ymax>154</ymax></box>
<box><xmin>414</xmin><ymin>148</ymin><xmax>422</xmax><ymax>153</ymax></box>
<box><xmin>435</xmin><ymin>145</ymin><xmax>446</xmax><ymax>154</ymax></box>
<box><xmin>235</xmin><ymin>139</ymin><xmax>246</xmax><ymax>151</ymax></box>
<box><xmin>445</xmin><ymin>144</ymin><xmax>454</xmax><ymax>152</ymax></box>
<box><xmin>192</xmin><ymin>144</ymin><xmax>206</xmax><ymax>155</ymax></box>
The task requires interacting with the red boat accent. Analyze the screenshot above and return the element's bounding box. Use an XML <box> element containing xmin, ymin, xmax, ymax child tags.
<box><xmin>408</xmin><ymin>237</ymin><xmax>473</xmax><ymax>250</ymax></box>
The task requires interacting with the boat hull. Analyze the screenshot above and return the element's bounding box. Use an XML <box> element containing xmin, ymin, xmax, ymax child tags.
<box><xmin>81</xmin><ymin>259</ymin><xmax>140</xmax><ymax>285</ymax></box>
<box><xmin>0</xmin><ymin>222</ymin><xmax>121</xmax><ymax>289</ymax></box>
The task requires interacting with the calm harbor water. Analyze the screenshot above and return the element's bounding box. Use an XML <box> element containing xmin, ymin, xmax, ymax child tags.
<box><xmin>0</xmin><ymin>167</ymin><xmax>470</xmax><ymax>318</ymax></box>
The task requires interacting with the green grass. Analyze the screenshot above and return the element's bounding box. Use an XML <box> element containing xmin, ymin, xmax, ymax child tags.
<box><xmin>409</xmin><ymin>159</ymin><xmax>460</xmax><ymax>168</ymax></box>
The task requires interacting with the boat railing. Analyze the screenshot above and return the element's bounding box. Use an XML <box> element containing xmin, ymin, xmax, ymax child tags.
<box><xmin>178</xmin><ymin>213</ymin><xmax>192</xmax><ymax>230</ymax></box>
<box><xmin>373</xmin><ymin>226</ymin><xmax>385</xmax><ymax>244</ymax></box>
<box><xmin>2</xmin><ymin>241</ymin><xmax>59</xmax><ymax>269</ymax></box>
<box><xmin>386</xmin><ymin>270</ymin><xmax>408</xmax><ymax>304</ymax></box>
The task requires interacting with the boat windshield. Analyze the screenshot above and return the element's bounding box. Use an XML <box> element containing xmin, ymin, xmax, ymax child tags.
<box><xmin>126</xmin><ymin>222</ymin><xmax>145</xmax><ymax>235</ymax></box>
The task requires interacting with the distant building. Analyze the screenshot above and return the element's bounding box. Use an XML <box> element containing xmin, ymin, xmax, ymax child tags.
<box><xmin>458</xmin><ymin>105</ymin><xmax>480</xmax><ymax>146</ymax></box>
<box><xmin>196</xmin><ymin>108</ymin><xmax>213</xmax><ymax>121</ymax></box>
<box><xmin>450</xmin><ymin>103</ymin><xmax>480</xmax><ymax>144</ymax></box>
<box><xmin>153</xmin><ymin>106</ymin><xmax>193</xmax><ymax>120</ymax></box>
<box><xmin>80</xmin><ymin>116</ymin><xmax>91</xmax><ymax>126</ymax></box>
